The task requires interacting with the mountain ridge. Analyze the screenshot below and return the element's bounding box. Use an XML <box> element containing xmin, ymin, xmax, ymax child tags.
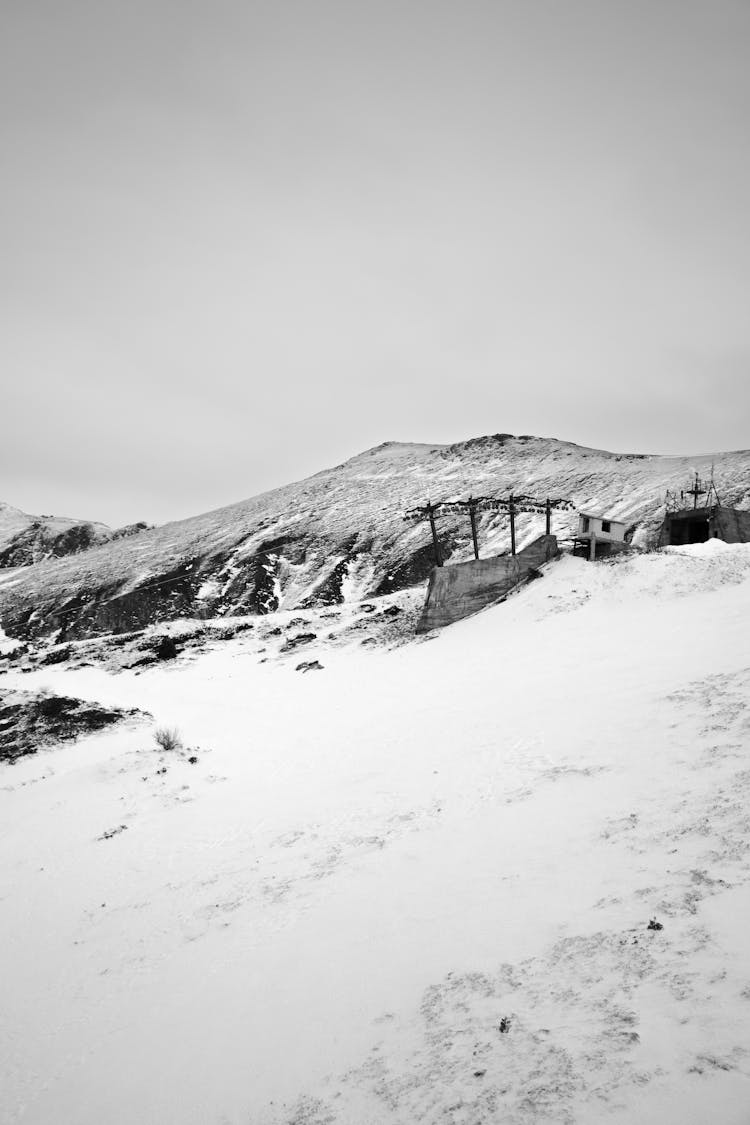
<box><xmin>1</xmin><ymin>433</ymin><xmax>748</xmax><ymax>641</ymax></box>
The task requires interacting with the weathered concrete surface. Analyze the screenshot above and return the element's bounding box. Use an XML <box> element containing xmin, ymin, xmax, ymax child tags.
<box><xmin>417</xmin><ymin>534</ymin><xmax>559</xmax><ymax>632</ymax></box>
<box><xmin>713</xmin><ymin>506</ymin><xmax>750</xmax><ymax>543</ymax></box>
<box><xmin>657</xmin><ymin>505</ymin><xmax>750</xmax><ymax>547</ymax></box>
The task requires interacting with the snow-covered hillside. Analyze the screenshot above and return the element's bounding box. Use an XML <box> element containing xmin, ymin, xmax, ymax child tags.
<box><xmin>1</xmin><ymin>434</ymin><xmax>748</xmax><ymax>640</ymax></box>
<box><xmin>2</xmin><ymin>540</ymin><xmax>750</xmax><ymax>1123</ymax></box>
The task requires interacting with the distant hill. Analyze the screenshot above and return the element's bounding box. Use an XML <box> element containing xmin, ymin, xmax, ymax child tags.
<box><xmin>1</xmin><ymin>434</ymin><xmax>748</xmax><ymax>640</ymax></box>
<box><xmin>0</xmin><ymin>501</ymin><xmax>115</xmax><ymax>569</ymax></box>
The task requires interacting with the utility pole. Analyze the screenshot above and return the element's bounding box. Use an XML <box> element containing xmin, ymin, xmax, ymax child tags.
<box><xmin>426</xmin><ymin>501</ymin><xmax>443</xmax><ymax>567</ymax></box>
<box><xmin>403</xmin><ymin>492</ymin><xmax>574</xmax><ymax>564</ymax></box>
<box><xmin>685</xmin><ymin>471</ymin><xmax>705</xmax><ymax>510</ymax></box>
<box><xmin>468</xmin><ymin>497</ymin><xmax>480</xmax><ymax>560</ymax></box>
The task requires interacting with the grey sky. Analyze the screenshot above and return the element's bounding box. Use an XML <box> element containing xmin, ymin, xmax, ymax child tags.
<box><xmin>2</xmin><ymin>0</ymin><xmax>749</xmax><ymax>527</ymax></box>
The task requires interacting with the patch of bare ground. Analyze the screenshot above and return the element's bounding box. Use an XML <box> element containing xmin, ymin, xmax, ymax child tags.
<box><xmin>0</xmin><ymin>687</ymin><xmax>147</xmax><ymax>763</ymax></box>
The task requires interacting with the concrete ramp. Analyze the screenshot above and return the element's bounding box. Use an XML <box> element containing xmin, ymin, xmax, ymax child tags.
<box><xmin>416</xmin><ymin>534</ymin><xmax>559</xmax><ymax>632</ymax></box>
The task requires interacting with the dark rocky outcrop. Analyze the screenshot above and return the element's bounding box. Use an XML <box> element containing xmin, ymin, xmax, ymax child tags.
<box><xmin>56</xmin><ymin>560</ymin><xmax>204</xmax><ymax>639</ymax></box>
<box><xmin>0</xmin><ymin>520</ymin><xmax>113</xmax><ymax>568</ymax></box>
<box><xmin>152</xmin><ymin>635</ymin><xmax>179</xmax><ymax>661</ymax></box>
<box><xmin>0</xmin><ymin>687</ymin><xmax>146</xmax><ymax>764</ymax></box>
<box><xmin>0</xmin><ymin>505</ymin><xmax>152</xmax><ymax>571</ymax></box>
<box><xmin>111</xmin><ymin>521</ymin><xmax>153</xmax><ymax>540</ymax></box>
<box><xmin>281</xmin><ymin>632</ymin><xmax>317</xmax><ymax>652</ymax></box>
<box><xmin>374</xmin><ymin>540</ymin><xmax>450</xmax><ymax>597</ymax></box>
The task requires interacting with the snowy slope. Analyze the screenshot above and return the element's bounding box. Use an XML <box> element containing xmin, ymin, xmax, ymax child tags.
<box><xmin>1</xmin><ymin>434</ymin><xmax>748</xmax><ymax>640</ymax></box>
<box><xmin>2</xmin><ymin>541</ymin><xmax>750</xmax><ymax>1123</ymax></box>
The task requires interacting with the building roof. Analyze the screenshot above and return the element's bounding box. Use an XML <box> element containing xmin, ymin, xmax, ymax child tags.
<box><xmin>578</xmin><ymin>512</ymin><xmax>627</xmax><ymax>525</ymax></box>
<box><xmin>665</xmin><ymin>506</ymin><xmax>712</xmax><ymax>519</ymax></box>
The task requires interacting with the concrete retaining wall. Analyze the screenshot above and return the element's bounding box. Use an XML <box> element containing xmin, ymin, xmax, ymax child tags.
<box><xmin>416</xmin><ymin>534</ymin><xmax>559</xmax><ymax>633</ymax></box>
<box><xmin>713</xmin><ymin>506</ymin><xmax>750</xmax><ymax>543</ymax></box>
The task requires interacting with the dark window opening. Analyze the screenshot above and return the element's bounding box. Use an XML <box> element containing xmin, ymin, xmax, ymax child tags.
<box><xmin>581</xmin><ymin>517</ymin><xmax>590</xmax><ymax>532</ymax></box>
<box><xmin>601</xmin><ymin>520</ymin><xmax>611</xmax><ymax>533</ymax></box>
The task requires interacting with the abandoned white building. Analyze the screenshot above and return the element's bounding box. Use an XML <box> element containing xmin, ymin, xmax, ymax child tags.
<box><xmin>572</xmin><ymin>512</ymin><xmax>629</xmax><ymax>561</ymax></box>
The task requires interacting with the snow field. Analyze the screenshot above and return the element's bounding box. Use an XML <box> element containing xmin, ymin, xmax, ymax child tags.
<box><xmin>1</xmin><ymin>543</ymin><xmax>750</xmax><ymax>1123</ymax></box>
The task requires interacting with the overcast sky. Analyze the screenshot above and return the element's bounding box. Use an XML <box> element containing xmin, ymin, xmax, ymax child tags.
<box><xmin>2</xmin><ymin>0</ymin><xmax>749</xmax><ymax>527</ymax></box>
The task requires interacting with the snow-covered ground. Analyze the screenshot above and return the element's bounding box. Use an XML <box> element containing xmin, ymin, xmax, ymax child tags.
<box><xmin>2</xmin><ymin>542</ymin><xmax>750</xmax><ymax>1124</ymax></box>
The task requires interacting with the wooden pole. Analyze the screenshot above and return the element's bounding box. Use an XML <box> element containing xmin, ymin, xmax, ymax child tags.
<box><xmin>509</xmin><ymin>494</ymin><xmax>516</xmax><ymax>555</ymax></box>
<box><xmin>427</xmin><ymin>501</ymin><xmax>442</xmax><ymax>567</ymax></box>
<box><xmin>468</xmin><ymin>498</ymin><xmax>480</xmax><ymax>560</ymax></box>
<box><xmin>545</xmin><ymin>497</ymin><xmax>551</xmax><ymax>535</ymax></box>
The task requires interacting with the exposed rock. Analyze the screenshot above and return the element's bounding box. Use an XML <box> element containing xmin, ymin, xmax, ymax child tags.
<box><xmin>281</xmin><ymin>632</ymin><xmax>317</xmax><ymax>652</ymax></box>
<box><xmin>298</xmin><ymin>540</ymin><xmax>361</xmax><ymax>609</ymax></box>
<box><xmin>0</xmin><ymin>688</ymin><xmax>146</xmax><ymax>764</ymax></box>
<box><xmin>39</xmin><ymin>645</ymin><xmax>72</xmax><ymax>665</ymax></box>
<box><xmin>98</xmin><ymin>824</ymin><xmax>128</xmax><ymax>841</ymax></box>
<box><xmin>0</xmin><ymin>503</ymin><xmax>113</xmax><ymax>569</ymax></box>
<box><xmin>374</xmin><ymin>540</ymin><xmax>448</xmax><ymax>598</ymax></box>
<box><xmin>110</xmin><ymin>521</ymin><xmax>152</xmax><ymax>540</ymax></box>
<box><xmin>152</xmin><ymin>635</ymin><xmax>178</xmax><ymax>661</ymax></box>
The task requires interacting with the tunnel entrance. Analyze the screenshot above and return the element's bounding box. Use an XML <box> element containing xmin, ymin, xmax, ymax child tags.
<box><xmin>663</xmin><ymin>513</ymin><xmax>710</xmax><ymax>546</ymax></box>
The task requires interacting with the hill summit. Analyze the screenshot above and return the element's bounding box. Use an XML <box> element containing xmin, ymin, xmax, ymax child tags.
<box><xmin>0</xmin><ymin>433</ymin><xmax>748</xmax><ymax>640</ymax></box>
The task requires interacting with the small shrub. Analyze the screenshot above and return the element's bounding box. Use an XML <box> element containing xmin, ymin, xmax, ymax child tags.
<box><xmin>154</xmin><ymin>726</ymin><xmax>182</xmax><ymax>753</ymax></box>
